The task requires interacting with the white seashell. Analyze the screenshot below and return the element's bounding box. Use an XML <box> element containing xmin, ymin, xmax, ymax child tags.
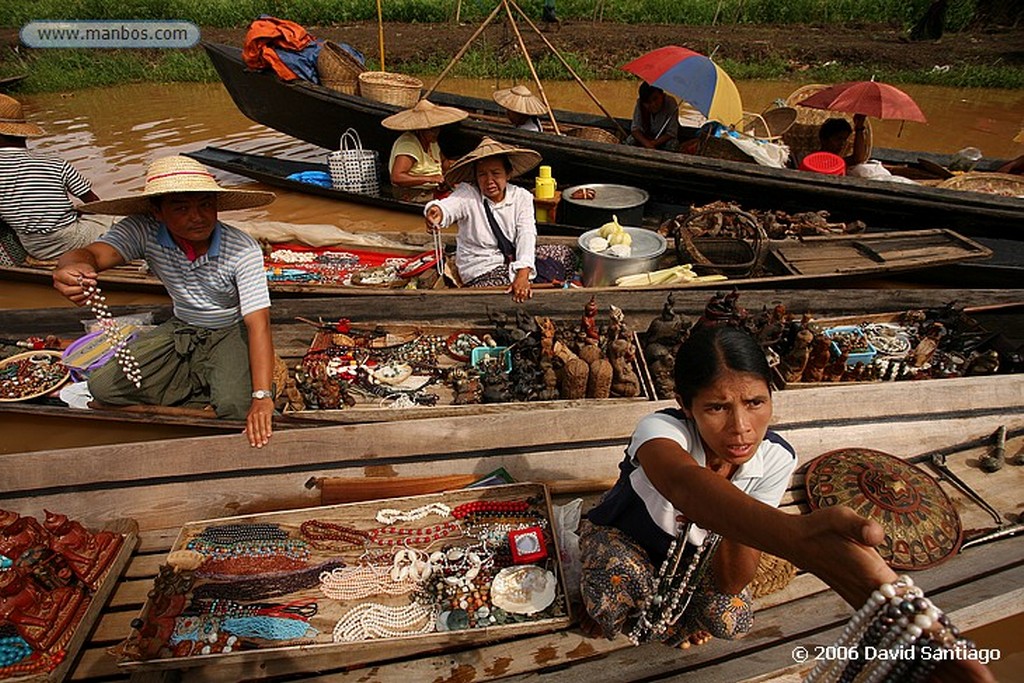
<box><xmin>390</xmin><ymin>566</ymin><xmax>404</xmax><ymax>582</ymax></box>
<box><xmin>447</xmin><ymin>548</ymin><xmax>464</xmax><ymax>561</ymax></box>
<box><xmin>429</xmin><ymin>551</ymin><xmax>445</xmax><ymax>564</ymax></box>
<box><xmin>466</xmin><ymin>566</ymin><xmax>480</xmax><ymax>580</ymax></box>
<box><xmin>490</xmin><ymin>566</ymin><xmax>557</xmax><ymax>615</ymax></box>
<box><xmin>467</xmin><ymin>552</ymin><xmax>481</xmax><ymax>565</ymax></box>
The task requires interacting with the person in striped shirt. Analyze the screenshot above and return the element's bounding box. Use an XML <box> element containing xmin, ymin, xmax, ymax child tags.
<box><xmin>0</xmin><ymin>94</ymin><xmax>114</xmax><ymax>260</ymax></box>
<box><xmin>52</xmin><ymin>156</ymin><xmax>277</xmax><ymax>448</ymax></box>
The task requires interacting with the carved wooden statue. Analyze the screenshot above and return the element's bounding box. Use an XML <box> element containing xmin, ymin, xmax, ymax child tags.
<box><xmin>609</xmin><ymin>338</ymin><xmax>641</xmax><ymax>397</ymax></box>
<box><xmin>0</xmin><ymin>565</ymin><xmax>87</xmax><ymax>651</ymax></box>
<box><xmin>43</xmin><ymin>511</ymin><xmax>122</xmax><ymax>589</ymax></box>
<box><xmin>779</xmin><ymin>328</ymin><xmax>814</xmax><ymax>383</ymax></box>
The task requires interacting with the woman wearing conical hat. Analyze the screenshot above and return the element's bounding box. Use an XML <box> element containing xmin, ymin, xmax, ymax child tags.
<box><xmin>493</xmin><ymin>85</ymin><xmax>548</xmax><ymax>133</ymax></box>
<box><xmin>52</xmin><ymin>155</ymin><xmax>277</xmax><ymax>448</ymax></box>
<box><xmin>382</xmin><ymin>99</ymin><xmax>468</xmax><ymax>198</ymax></box>
<box><xmin>424</xmin><ymin>137</ymin><xmax>576</xmax><ymax>302</ymax></box>
<box><xmin>0</xmin><ymin>94</ymin><xmax>115</xmax><ymax>260</ymax></box>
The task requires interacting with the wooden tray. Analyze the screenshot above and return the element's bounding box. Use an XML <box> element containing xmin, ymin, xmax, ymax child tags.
<box><xmin>119</xmin><ymin>483</ymin><xmax>570</xmax><ymax>676</ymax></box>
<box><xmin>1</xmin><ymin>519</ymin><xmax>137</xmax><ymax>683</ymax></box>
<box><xmin>0</xmin><ymin>351</ymin><xmax>69</xmax><ymax>403</ymax></box>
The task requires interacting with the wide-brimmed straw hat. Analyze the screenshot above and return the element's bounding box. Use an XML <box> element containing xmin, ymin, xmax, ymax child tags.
<box><xmin>381</xmin><ymin>99</ymin><xmax>468</xmax><ymax>131</ymax></box>
<box><xmin>0</xmin><ymin>94</ymin><xmax>45</xmax><ymax>138</ymax></box>
<box><xmin>493</xmin><ymin>85</ymin><xmax>548</xmax><ymax>116</ymax></box>
<box><xmin>80</xmin><ymin>155</ymin><xmax>275</xmax><ymax>215</ymax></box>
<box><xmin>444</xmin><ymin>136</ymin><xmax>541</xmax><ymax>186</ymax></box>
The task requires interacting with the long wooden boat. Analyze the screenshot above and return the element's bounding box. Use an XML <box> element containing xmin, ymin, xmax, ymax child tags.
<box><xmin>0</xmin><ymin>224</ymin><xmax>995</xmax><ymax>296</ymax></box>
<box><xmin>203</xmin><ymin>42</ymin><xmax>1024</xmax><ymax>240</ymax></box>
<box><xmin>1</xmin><ymin>289</ymin><xmax>1020</xmax><ymax>451</ymax></box>
<box><xmin>3</xmin><ymin>371</ymin><xmax>1021</xmax><ymax>682</ymax></box>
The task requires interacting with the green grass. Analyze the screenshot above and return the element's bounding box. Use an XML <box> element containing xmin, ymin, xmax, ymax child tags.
<box><xmin>3</xmin><ymin>48</ymin><xmax>215</xmax><ymax>92</ymax></box>
<box><xmin>1</xmin><ymin>0</ymin><xmax>979</xmax><ymax>30</ymax></box>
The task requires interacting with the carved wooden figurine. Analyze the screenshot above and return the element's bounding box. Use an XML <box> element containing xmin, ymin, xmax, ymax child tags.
<box><xmin>779</xmin><ymin>328</ymin><xmax>814</xmax><ymax>383</ymax></box>
<box><xmin>609</xmin><ymin>338</ymin><xmax>641</xmax><ymax>397</ymax></box>
<box><xmin>43</xmin><ymin>510</ymin><xmax>122</xmax><ymax>589</ymax></box>
<box><xmin>0</xmin><ymin>565</ymin><xmax>87</xmax><ymax>651</ymax></box>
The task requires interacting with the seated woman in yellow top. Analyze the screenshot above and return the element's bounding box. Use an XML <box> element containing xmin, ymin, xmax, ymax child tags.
<box><xmin>383</xmin><ymin>99</ymin><xmax>468</xmax><ymax>199</ymax></box>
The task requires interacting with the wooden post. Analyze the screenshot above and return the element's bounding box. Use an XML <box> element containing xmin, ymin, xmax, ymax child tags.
<box><xmin>502</xmin><ymin>0</ymin><xmax>561</xmax><ymax>135</ymax></box>
<box><xmin>376</xmin><ymin>0</ymin><xmax>386</xmax><ymax>71</ymax></box>
<box><xmin>508</xmin><ymin>0</ymin><xmax>628</xmax><ymax>138</ymax></box>
<box><xmin>425</xmin><ymin>1</ymin><xmax>504</xmax><ymax>97</ymax></box>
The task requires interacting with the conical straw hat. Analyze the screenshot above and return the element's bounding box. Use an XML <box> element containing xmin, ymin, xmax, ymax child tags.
<box><xmin>493</xmin><ymin>85</ymin><xmax>548</xmax><ymax>116</ymax></box>
<box><xmin>80</xmin><ymin>155</ymin><xmax>275</xmax><ymax>215</ymax></box>
<box><xmin>381</xmin><ymin>99</ymin><xmax>468</xmax><ymax>131</ymax></box>
<box><xmin>444</xmin><ymin>136</ymin><xmax>541</xmax><ymax>186</ymax></box>
<box><xmin>0</xmin><ymin>94</ymin><xmax>45</xmax><ymax>138</ymax></box>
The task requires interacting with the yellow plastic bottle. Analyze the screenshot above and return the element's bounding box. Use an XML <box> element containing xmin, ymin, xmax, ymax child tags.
<box><xmin>534</xmin><ymin>165</ymin><xmax>557</xmax><ymax>222</ymax></box>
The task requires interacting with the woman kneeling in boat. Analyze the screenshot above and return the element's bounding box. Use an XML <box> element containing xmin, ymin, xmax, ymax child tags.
<box><xmin>423</xmin><ymin>137</ymin><xmax>576</xmax><ymax>302</ymax></box>
<box><xmin>580</xmin><ymin>324</ymin><xmax>897</xmax><ymax>646</ymax></box>
<box><xmin>383</xmin><ymin>99</ymin><xmax>468</xmax><ymax>201</ymax></box>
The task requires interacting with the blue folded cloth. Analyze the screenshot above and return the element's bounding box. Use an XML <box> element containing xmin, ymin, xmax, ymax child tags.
<box><xmin>287</xmin><ymin>170</ymin><xmax>333</xmax><ymax>187</ymax></box>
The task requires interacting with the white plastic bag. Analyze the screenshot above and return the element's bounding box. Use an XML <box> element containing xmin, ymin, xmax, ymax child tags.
<box><xmin>552</xmin><ymin>498</ymin><xmax>583</xmax><ymax>604</ymax></box>
<box><xmin>848</xmin><ymin>160</ymin><xmax>918</xmax><ymax>184</ymax></box>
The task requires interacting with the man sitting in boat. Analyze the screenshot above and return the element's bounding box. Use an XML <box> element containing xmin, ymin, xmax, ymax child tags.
<box><xmin>383</xmin><ymin>99</ymin><xmax>468</xmax><ymax>201</ymax></box>
<box><xmin>0</xmin><ymin>94</ymin><xmax>114</xmax><ymax>260</ymax></box>
<box><xmin>626</xmin><ymin>83</ymin><xmax>680</xmax><ymax>152</ymax></box>
<box><xmin>818</xmin><ymin>115</ymin><xmax>870</xmax><ymax>170</ymax></box>
<box><xmin>493</xmin><ymin>85</ymin><xmax>548</xmax><ymax>133</ymax></box>
<box><xmin>51</xmin><ymin>156</ymin><xmax>276</xmax><ymax>448</ymax></box>
<box><xmin>424</xmin><ymin>137</ymin><xmax>576</xmax><ymax>302</ymax></box>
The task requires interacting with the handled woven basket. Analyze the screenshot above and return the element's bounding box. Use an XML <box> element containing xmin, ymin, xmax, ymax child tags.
<box><xmin>358</xmin><ymin>71</ymin><xmax>423</xmax><ymax>108</ymax></box>
<box><xmin>566</xmin><ymin>126</ymin><xmax>620</xmax><ymax>145</ymax></box>
<box><xmin>318</xmin><ymin>41</ymin><xmax>364</xmax><ymax>95</ymax></box>
<box><xmin>783</xmin><ymin>84</ymin><xmax>872</xmax><ymax>162</ymax></box>
<box><xmin>327</xmin><ymin>129</ymin><xmax>380</xmax><ymax>196</ymax></box>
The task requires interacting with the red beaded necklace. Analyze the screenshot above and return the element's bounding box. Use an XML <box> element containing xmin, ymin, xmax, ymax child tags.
<box><xmin>452</xmin><ymin>501</ymin><xmax>530</xmax><ymax>519</ymax></box>
<box><xmin>367</xmin><ymin>520</ymin><xmax>461</xmax><ymax>547</ymax></box>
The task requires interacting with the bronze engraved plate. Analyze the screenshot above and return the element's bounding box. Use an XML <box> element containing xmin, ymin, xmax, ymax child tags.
<box><xmin>805</xmin><ymin>448</ymin><xmax>962</xmax><ymax>570</ymax></box>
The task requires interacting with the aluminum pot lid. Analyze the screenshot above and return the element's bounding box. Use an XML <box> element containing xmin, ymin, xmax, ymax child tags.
<box><xmin>804</xmin><ymin>447</ymin><xmax>962</xmax><ymax>570</ymax></box>
<box><xmin>578</xmin><ymin>227</ymin><xmax>666</xmax><ymax>259</ymax></box>
<box><xmin>562</xmin><ymin>184</ymin><xmax>650</xmax><ymax>210</ymax></box>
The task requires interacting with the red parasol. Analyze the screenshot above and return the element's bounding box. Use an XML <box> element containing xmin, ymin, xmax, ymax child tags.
<box><xmin>796</xmin><ymin>81</ymin><xmax>927</xmax><ymax>123</ymax></box>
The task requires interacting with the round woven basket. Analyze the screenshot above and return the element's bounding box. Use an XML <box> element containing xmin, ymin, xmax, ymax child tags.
<box><xmin>358</xmin><ymin>71</ymin><xmax>423</xmax><ymax>109</ymax></box>
<box><xmin>783</xmin><ymin>83</ymin><xmax>872</xmax><ymax>162</ymax></box>
<box><xmin>741</xmin><ymin>107</ymin><xmax>797</xmax><ymax>139</ymax></box>
<box><xmin>566</xmin><ymin>126</ymin><xmax>620</xmax><ymax>145</ymax></box>
<box><xmin>0</xmin><ymin>350</ymin><xmax>70</xmax><ymax>402</ymax></box>
<box><xmin>318</xmin><ymin>41</ymin><xmax>365</xmax><ymax>95</ymax></box>
<box><xmin>749</xmin><ymin>553</ymin><xmax>797</xmax><ymax>599</ymax></box>
<box><xmin>698</xmin><ymin>135</ymin><xmax>756</xmax><ymax>164</ymax></box>
<box><xmin>937</xmin><ymin>172</ymin><xmax>1024</xmax><ymax>197</ymax></box>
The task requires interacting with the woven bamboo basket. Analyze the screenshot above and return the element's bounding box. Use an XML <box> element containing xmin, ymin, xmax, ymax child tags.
<box><xmin>749</xmin><ymin>553</ymin><xmax>797</xmax><ymax>599</ymax></box>
<box><xmin>318</xmin><ymin>41</ymin><xmax>364</xmax><ymax>95</ymax></box>
<box><xmin>698</xmin><ymin>135</ymin><xmax>757</xmax><ymax>164</ymax></box>
<box><xmin>566</xmin><ymin>126</ymin><xmax>620</xmax><ymax>145</ymax></box>
<box><xmin>740</xmin><ymin>107</ymin><xmax>797</xmax><ymax>140</ymax></box>
<box><xmin>358</xmin><ymin>71</ymin><xmax>423</xmax><ymax>109</ymax></box>
<box><xmin>937</xmin><ymin>172</ymin><xmax>1024</xmax><ymax>197</ymax></box>
<box><xmin>783</xmin><ymin>84</ymin><xmax>872</xmax><ymax>162</ymax></box>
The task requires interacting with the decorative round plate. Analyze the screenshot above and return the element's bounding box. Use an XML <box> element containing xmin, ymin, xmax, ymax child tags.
<box><xmin>446</xmin><ymin>331</ymin><xmax>483</xmax><ymax>362</ymax></box>
<box><xmin>0</xmin><ymin>350</ymin><xmax>70</xmax><ymax>402</ymax></box>
<box><xmin>804</xmin><ymin>448</ymin><xmax>962</xmax><ymax>570</ymax></box>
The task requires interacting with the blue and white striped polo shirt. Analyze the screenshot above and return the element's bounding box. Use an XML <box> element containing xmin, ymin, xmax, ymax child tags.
<box><xmin>587</xmin><ymin>408</ymin><xmax>798</xmax><ymax>564</ymax></box>
<box><xmin>0</xmin><ymin>148</ymin><xmax>92</xmax><ymax>235</ymax></box>
<box><xmin>100</xmin><ymin>215</ymin><xmax>270</xmax><ymax>329</ymax></box>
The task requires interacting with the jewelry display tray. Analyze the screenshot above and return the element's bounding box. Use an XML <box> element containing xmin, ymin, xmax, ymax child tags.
<box><xmin>118</xmin><ymin>483</ymin><xmax>571</xmax><ymax>676</ymax></box>
<box><xmin>3</xmin><ymin>520</ymin><xmax>137</xmax><ymax>683</ymax></box>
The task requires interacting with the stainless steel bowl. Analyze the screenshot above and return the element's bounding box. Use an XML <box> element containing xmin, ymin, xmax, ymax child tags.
<box><xmin>560</xmin><ymin>184</ymin><xmax>650</xmax><ymax>228</ymax></box>
<box><xmin>578</xmin><ymin>227</ymin><xmax>667</xmax><ymax>287</ymax></box>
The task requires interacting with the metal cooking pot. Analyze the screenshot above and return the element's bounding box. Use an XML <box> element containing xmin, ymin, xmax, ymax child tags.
<box><xmin>560</xmin><ymin>184</ymin><xmax>649</xmax><ymax>228</ymax></box>
<box><xmin>578</xmin><ymin>227</ymin><xmax>667</xmax><ymax>287</ymax></box>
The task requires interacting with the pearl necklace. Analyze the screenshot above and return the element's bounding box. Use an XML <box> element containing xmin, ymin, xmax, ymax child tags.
<box><xmin>319</xmin><ymin>564</ymin><xmax>419</xmax><ymax>601</ymax></box>
<box><xmin>375</xmin><ymin>502</ymin><xmax>451</xmax><ymax>525</ymax></box>
<box><xmin>78</xmin><ymin>277</ymin><xmax>142</xmax><ymax>388</ymax></box>
<box><xmin>804</xmin><ymin>575</ymin><xmax>975</xmax><ymax>683</ymax></box>
<box><xmin>332</xmin><ymin>601</ymin><xmax>437</xmax><ymax>642</ymax></box>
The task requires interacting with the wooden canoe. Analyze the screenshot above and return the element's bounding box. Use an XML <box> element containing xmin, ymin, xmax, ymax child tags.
<box><xmin>4</xmin><ymin>372</ymin><xmax>1022</xmax><ymax>682</ymax></box>
<box><xmin>203</xmin><ymin>41</ymin><xmax>1024</xmax><ymax>240</ymax></box>
<box><xmin>0</xmin><ymin>289</ymin><xmax>1021</xmax><ymax>452</ymax></box>
<box><xmin>0</xmin><ymin>225</ymin><xmax>995</xmax><ymax>296</ymax></box>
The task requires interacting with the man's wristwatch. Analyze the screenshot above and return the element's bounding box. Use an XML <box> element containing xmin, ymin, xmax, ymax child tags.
<box><xmin>251</xmin><ymin>389</ymin><xmax>272</xmax><ymax>400</ymax></box>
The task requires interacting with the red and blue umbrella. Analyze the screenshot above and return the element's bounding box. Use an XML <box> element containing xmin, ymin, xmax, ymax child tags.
<box><xmin>622</xmin><ymin>46</ymin><xmax>743</xmax><ymax>126</ymax></box>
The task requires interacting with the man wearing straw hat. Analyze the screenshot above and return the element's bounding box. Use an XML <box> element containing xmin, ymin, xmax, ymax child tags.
<box><xmin>52</xmin><ymin>156</ymin><xmax>277</xmax><ymax>448</ymax></box>
<box><xmin>382</xmin><ymin>99</ymin><xmax>468</xmax><ymax>200</ymax></box>
<box><xmin>425</xmin><ymin>137</ymin><xmax>576</xmax><ymax>302</ymax></box>
<box><xmin>493</xmin><ymin>85</ymin><xmax>548</xmax><ymax>133</ymax></box>
<box><xmin>0</xmin><ymin>94</ymin><xmax>115</xmax><ymax>260</ymax></box>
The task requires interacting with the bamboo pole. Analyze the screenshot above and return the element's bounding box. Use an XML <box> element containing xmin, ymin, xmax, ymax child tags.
<box><xmin>508</xmin><ymin>0</ymin><xmax>628</xmax><ymax>138</ymax></box>
<box><xmin>376</xmin><ymin>0</ymin><xmax>386</xmax><ymax>71</ymax></box>
<box><xmin>455</xmin><ymin>0</ymin><xmax>463</xmax><ymax>24</ymax></box>
<box><xmin>502</xmin><ymin>0</ymin><xmax>561</xmax><ymax>135</ymax></box>
<box><xmin>425</xmin><ymin>1</ymin><xmax>504</xmax><ymax>97</ymax></box>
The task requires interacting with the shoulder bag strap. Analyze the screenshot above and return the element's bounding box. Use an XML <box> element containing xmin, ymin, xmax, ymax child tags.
<box><xmin>482</xmin><ymin>199</ymin><xmax>516</xmax><ymax>264</ymax></box>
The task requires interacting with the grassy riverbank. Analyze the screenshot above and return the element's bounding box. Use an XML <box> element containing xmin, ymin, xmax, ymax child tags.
<box><xmin>2</xmin><ymin>16</ymin><xmax>1022</xmax><ymax>93</ymax></box>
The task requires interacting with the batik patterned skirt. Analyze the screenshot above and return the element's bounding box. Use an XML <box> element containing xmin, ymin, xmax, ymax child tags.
<box><xmin>464</xmin><ymin>244</ymin><xmax>578</xmax><ymax>287</ymax></box>
<box><xmin>578</xmin><ymin>519</ymin><xmax>754</xmax><ymax>644</ymax></box>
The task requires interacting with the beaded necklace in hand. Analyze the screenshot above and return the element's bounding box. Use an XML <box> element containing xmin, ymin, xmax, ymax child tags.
<box><xmin>77</xmin><ymin>277</ymin><xmax>142</xmax><ymax>388</ymax></box>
